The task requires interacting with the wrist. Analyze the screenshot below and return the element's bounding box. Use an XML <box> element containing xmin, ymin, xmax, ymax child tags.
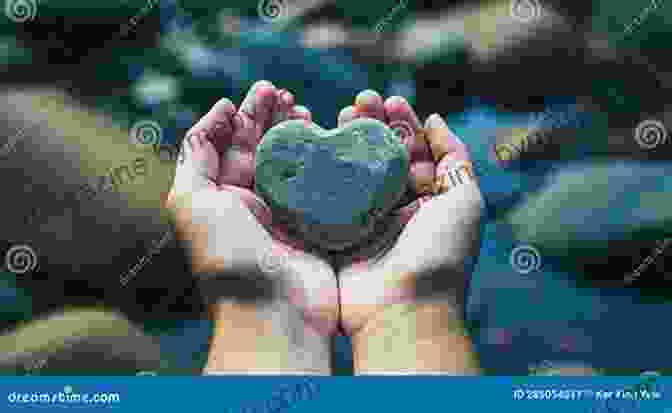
<box><xmin>352</xmin><ymin>300</ymin><xmax>479</xmax><ymax>374</ymax></box>
<box><xmin>166</xmin><ymin>189</ymin><xmax>237</xmax><ymax>273</ymax></box>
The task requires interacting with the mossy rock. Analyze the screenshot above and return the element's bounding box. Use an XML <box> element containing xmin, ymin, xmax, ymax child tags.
<box><xmin>256</xmin><ymin>118</ymin><xmax>409</xmax><ymax>250</ymax></box>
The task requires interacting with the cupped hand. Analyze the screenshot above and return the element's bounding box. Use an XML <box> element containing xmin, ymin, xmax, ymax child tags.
<box><xmin>167</xmin><ymin>81</ymin><xmax>339</xmax><ymax>341</ymax></box>
<box><xmin>168</xmin><ymin>80</ymin><xmax>309</xmax><ymax>219</ymax></box>
<box><xmin>336</xmin><ymin>91</ymin><xmax>484</xmax><ymax>352</ymax></box>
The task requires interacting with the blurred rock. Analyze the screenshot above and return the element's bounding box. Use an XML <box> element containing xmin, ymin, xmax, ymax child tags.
<box><xmin>502</xmin><ymin>161</ymin><xmax>672</xmax><ymax>287</ymax></box>
<box><xmin>0</xmin><ymin>309</ymin><xmax>167</xmax><ymax>375</ymax></box>
<box><xmin>491</xmin><ymin>105</ymin><xmax>672</xmax><ymax>168</ymax></box>
<box><xmin>0</xmin><ymin>272</ymin><xmax>33</xmax><ymax>329</ymax></box>
<box><xmin>0</xmin><ymin>89</ymin><xmax>203</xmax><ymax>323</ymax></box>
<box><xmin>302</xmin><ymin>0</ymin><xmax>671</xmax><ymax>121</ymax></box>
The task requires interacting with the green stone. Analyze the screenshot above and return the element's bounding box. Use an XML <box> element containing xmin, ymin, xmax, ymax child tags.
<box><xmin>256</xmin><ymin>118</ymin><xmax>409</xmax><ymax>249</ymax></box>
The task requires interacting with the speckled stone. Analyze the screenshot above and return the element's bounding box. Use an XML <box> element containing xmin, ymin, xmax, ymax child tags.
<box><xmin>255</xmin><ymin>118</ymin><xmax>409</xmax><ymax>249</ymax></box>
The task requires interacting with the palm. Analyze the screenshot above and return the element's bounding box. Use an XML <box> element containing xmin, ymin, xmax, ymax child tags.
<box><xmin>169</xmin><ymin>81</ymin><xmax>339</xmax><ymax>337</ymax></box>
<box><xmin>172</xmin><ymin>81</ymin><xmax>317</xmax><ymax>247</ymax></box>
<box><xmin>335</xmin><ymin>91</ymin><xmax>484</xmax><ymax>334</ymax></box>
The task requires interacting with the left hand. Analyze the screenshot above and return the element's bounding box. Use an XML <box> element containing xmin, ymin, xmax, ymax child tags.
<box><xmin>335</xmin><ymin>91</ymin><xmax>484</xmax><ymax>372</ymax></box>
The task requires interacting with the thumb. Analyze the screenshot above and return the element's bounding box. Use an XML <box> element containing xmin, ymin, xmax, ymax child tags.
<box><xmin>423</xmin><ymin>113</ymin><xmax>467</xmax><ymax>163</ymax></box>
<box><xmin>423</xmin><ymin>114</ymin><xmax>476</xmax><ymax>195</ymax></box>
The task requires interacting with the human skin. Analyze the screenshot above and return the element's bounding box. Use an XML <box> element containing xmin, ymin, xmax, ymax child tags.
<box><xmin>335</xmin><ymin>91</ymin><xmax>484</xmax><ymax>374</ymax></box>
<box><xmin>168</xmin><ymin>82</ymin><xmax>485</xmax><ymax>374</ymax></box>
<box><xmin>167</xmin><ymin>81</ymin><xmax>339</xmax><ymax>374</ymax></box>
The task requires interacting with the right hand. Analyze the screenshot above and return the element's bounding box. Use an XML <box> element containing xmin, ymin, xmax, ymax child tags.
<box><xmin>167</xmin><ymin>81</ymin><xmax>340</xmax><ymax>344</ymax></box>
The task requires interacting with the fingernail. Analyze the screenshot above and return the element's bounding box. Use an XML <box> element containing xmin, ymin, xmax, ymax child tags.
<box><xmin>294</xmin><ymin>105</ymin><xmax>310</xmax><ymax>115</ymax></box>
<box><xmin>356</xmin><ymin>89</ymin><xmax>381</xmax><ymax>104</ymax></box>
<box><xmin>280</xmin><ymin>89</ymin><xmax>293</xmax><ymax>105</ymax></box>
<box><xmin>425</xmin><ymin>113</ymin><xmax>447</xmax><ymax>129</ymax></box>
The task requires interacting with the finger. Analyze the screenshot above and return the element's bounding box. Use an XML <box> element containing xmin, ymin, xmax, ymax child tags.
<box><xmin>423</xmin><ymin>114</ymin><xmax>469</xmax><ymax>164</ymax></box>
<box><xmin>354</xmin><ymin>89</ymin><xmax>386</xmax><ymax>122</ymax></box>
<box><xmin>384</xmin><ymin>96</ymin><xmax>433</xmax><ymax>194</ymax></box>
<box><xmin>338</xmin><ymin>106</ymin><xmax>357</xmax><ymax>127</ymax></box>
<box><xmin>424</xmin><ymin>114</ymin><xmax>475</xmax><ymax>195</ymax></box>
<box><xmin>384</xmin><ymin>96</ymin><xmax>423</xmax><ymax>149</ymax></box>
<box><xmin>186</xmin><ymin>98</ymin><xmax>237</xmax><ymax>154</ymax></box>
<box><xmin>272</xmin><ymin>89</ymin><xmax>295</xmax><ymax>125</ymax></box>
<box><xmin>409</xmin><ymin>160</ymin><xmax>436</xmax><ymax>195</ymax></box>
<box><xmin>238</xmin><ymin>80</ymin><xmax>278</xmax><ymax>133</ymax></box>
<box><xmin>289</xmin><ymin>105</ymin><xmax>312</xmax><ymax>122</ymax></box>
<box><xmin>278</xmin><ymin>89</ymin><xmax>295</xmax><ymax>109</ymax></box>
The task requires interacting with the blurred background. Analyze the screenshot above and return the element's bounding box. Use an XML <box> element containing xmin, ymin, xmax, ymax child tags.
<box><xmin>0</xmin><ymin>0</ymin><xmax>671</xmax><ymax>376</ymax></box>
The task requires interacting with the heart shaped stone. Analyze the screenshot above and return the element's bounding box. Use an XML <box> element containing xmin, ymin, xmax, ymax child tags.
<box><xmin>255</xmin><ymin>118</ymin><xmax>410</xmax><ymax>250</ymax></box>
